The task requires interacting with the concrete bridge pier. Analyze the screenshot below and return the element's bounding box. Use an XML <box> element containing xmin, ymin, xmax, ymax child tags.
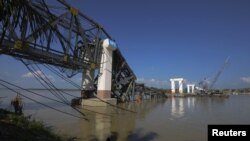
<box><xmin>187</xmin><ymin>84</ymin><xmax>195</xmax><ymax>94</ymax></box>
<box><xmin>81</xmin><ymin>39</ymin><xmax>117</xmax><ymax>106</ymax></box>
<box><xmin>170</xmin><ymin>78</ymin><xmax>184</xmax><ymax>94</ymax></box>
<box><xmin>97</xmin><ymin>39</ymin><xmax>115</xmax><ymax>99</ymax></box>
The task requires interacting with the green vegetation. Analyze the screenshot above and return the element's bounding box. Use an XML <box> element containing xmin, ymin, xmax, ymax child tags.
<box><xmin>0</xmin><ymin>108</ymin><xmax>70</xmax><ymax>141</ymax></box>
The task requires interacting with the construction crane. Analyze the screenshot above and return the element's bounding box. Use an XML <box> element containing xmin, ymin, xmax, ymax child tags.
<box><xmin>209</xmin><ymin>56</ymin><xmax>230</xmax><ymax>90</ymax></box>
<box><xmin>197</xmin><ymin>56</ymin><xmax>230</xmax><ymax>95</ymax></box>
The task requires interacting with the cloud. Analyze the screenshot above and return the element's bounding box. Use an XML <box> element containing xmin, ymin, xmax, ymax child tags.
<box><xmin>22</xmin><ymin>70</ymin><xmax>55</xmax><ymax>82</ymax></box>
<box><xmin>136</xmin><ymin>77</ymin><xmax>169</xmax><ymax>88</ymax></box>
<box><xmin>241</xmin><ymin>77</ymin><xmax>250</xmax><ymax>84</ymax></box>
<box><xmin>22</xmin><ymin>72</ymin><xmax>34</xmax><ymax>78</ymax></box>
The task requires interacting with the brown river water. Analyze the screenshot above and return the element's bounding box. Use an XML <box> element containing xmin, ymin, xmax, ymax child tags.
<box><xmin>1</xmin><ymin>89</ymin><xmax>250</xmax><ymax>141</ymax></box>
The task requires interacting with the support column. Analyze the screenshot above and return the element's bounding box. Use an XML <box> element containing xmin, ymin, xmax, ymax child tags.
<box><xmin>81</xmin><ymin>39</ymin><xmax>117</xmax><ymax>107</ymax></box>
<box><xmin>187</xmin><ymin>85</ymin><xmax>190</xmax><ymax>94</ymax></box>
<box><xmin>187</xmin><ymin>85</ymin><xmax>190</xmax><ymax>93</ymax></box>
<box><xmin>191</xmin><ymin>85</ymin><xmax>195</xmax><ymax>93</ymax></box>
<box><xmin>170</xmin><ymin>79</ymin><xmax>175</xmax><ymax>94</ymax></box>
<box><xmin>187</xmin><ymin>84</ymin><xmax>195</xmax><ymax>94</ymax></box>
<box><xmin>179</xmin><ymin>80</ymin><xmax>183</xmax><ymax>94</ymax></box>
<box><xmin>97</xmin><ymin>39</ymin><xmax>116</xmax><ymax>99</ymax></box>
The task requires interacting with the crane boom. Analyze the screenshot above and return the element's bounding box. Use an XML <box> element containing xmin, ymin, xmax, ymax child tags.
<box><xmin>209</xmin><ymin>56</ymin><xmax>230</xmax><ymax>90</ymax></box>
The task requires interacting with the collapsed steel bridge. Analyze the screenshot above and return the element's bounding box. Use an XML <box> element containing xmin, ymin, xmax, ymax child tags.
<box><xmin>0</xmin><ymin>0</ymin><xmax>164</xmax><ymax>102</ymax></box>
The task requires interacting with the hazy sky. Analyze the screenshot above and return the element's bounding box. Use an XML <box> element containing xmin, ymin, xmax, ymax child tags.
<box><xmin>1</xmin><ymin>0</ymin><xmax>250</xmax><ymax>89</ymax></box>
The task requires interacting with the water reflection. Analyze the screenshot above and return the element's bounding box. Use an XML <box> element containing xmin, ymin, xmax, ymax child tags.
<box><xmin>95</xmin><ymin>113</ymin><xmax>111</xmax><ymax>140</ymax></box>
<box><xmin>77</xmin><ymin>107</ymin><xmax>112</xmax><ymax>141</ymax></box>
<box><xmin>171</xmin><ymin>97</ymin><xmax>184</xmax><ymax>118</ymax></box>
<box><xmin>170</xmin><ymin>97</ymin><xmax>198</xmax><ymax>119</ymax></box>
<box><xmin>187</xmin><ymin>97</ymin><xmax>196</xmax><ymax>109</ymax></box>
<box><xmin>79</xmin><ymin>100</ymin><xmax>165</xmax><ymax>141</ymax></box>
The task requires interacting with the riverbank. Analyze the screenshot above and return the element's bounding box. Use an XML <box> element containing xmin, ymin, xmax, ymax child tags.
<box><xmin>0</xmin><ymin>108</ymin><xmax>73</xmax><ymax>141</ymax></box>
<box><xmin>166</xmin><ymin>93</ymin><xmax>230</xmax><ymax>98</ymax></box>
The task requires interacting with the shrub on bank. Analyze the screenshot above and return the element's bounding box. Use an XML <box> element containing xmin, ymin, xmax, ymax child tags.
<box><xmin>0</xmin><ymin>108</ymin><xmax>62</xmax><ymax>141</ymax></box>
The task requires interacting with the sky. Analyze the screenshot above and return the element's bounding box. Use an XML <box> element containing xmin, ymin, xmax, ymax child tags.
<box><xmin>1</xmin><ymin>0</ymin><xmax>250</xmax><ymax>89</ymax></box>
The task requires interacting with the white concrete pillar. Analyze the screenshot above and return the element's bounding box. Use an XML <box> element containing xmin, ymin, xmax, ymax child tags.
<box><xmin>170</xmin><ymin>79</ymin><xmax>175</xmax><ymax>94</ymax></box>
<box><xmin>192</xmin><ymin>85</ymin><xmax>195</xmax><ymax>93</ymax></box>
<box><xmin>187</xmin><ymin>85</ymin><xmax>190</xmax><ymax>93</ymax></box>
<box><xmin>97</xmin><ymin>39</ymin><xmax>116</xmax><ymax>99</ymax></box>
<box><xmin>187</xmin><ymin>84</ymin><xmax>195</xmax><ymax>94</ymax></box>
<box><xmin>179</xmin><ymin>80</ymin><xmax>183</xmax><ymax>94</ymax></box>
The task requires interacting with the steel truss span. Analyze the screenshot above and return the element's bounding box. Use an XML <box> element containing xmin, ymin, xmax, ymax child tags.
<box><xmin>0</xmin><ymin>0</ymin><xmax>166</xmax><ymax>102</ymax></box>
<box><xmin>0</xmin><ymin>0</ymin><xmax>111</xmax><ymax>70</ymax></box>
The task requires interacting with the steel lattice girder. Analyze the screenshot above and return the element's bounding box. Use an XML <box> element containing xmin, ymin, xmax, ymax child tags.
<box><xmin>0</xmin><ymin>0</ymin><xmax>111</xmax><ymax>70</ymax></box>
<box><xmin>0</xmin><ymin>0</ymin><xmax>139</xmax><ymax>99</ymax></box>
<box><xmin>112</xmin><ymin>49</ymin><xmax>136</xmax><ymax>101</ymax></box>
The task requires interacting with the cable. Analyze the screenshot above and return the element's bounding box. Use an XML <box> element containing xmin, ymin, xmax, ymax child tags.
<box><xmin>30</xmin><ymin>62</ymin><xmax>113</xmax><ymax>116</ymax></box>
<box><xmin>33</xmin><ymin>63</ymin><xmax>72</xmax><ymax>102</ymax></box>
<box><xmin>20</xmin><ymin>60</ymin><xmax>87</xmax><ymax>117</ymax></box>
<box><xmin>0</xmin><ymin>79</ymin><xmax>111</xmax><ymax>116</ymax></box>
<box><xmin>46</xmin><ymin>64</ymin><xmax>137</xmax><ymax>113</ymax></box>
<box><xmin>29</xmin><ymin>64</ymin><xmax>87</xmax><ymax>117</ymax></box>
<box><xmin>0</xmin><ymin>82</ymin><xmax>88</xmax><ymax>120</ymax></box>
<box><xmin>43</xmin><ymin>64</ymin><xmax>81</xmax><ymax>89</ymax></box>
<box><xmin>45</xmin><ymin>64</ymin><xmax>136</xmax><ymax>113</ymax></box>
<box><xmin>25</xmin><ymin>63</ymin><xmax>69</xmax><ymax>104</ymax></box>
<box><xmin>21</xmin><ymin>61</ymin><xmax>131</xmax><ymax>115</ymax></box>
<box><xmin>33</xmin><ymin>64</ymin><xmax>69</xmax><ymax>102</ymax></box>
<box><xmin>19</xmin><ymin>59</ymin><xmax>136</xmax><ymax>114</ymax></box>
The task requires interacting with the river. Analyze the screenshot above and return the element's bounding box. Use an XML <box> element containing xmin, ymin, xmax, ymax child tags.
<box><xmin>1</xmin><ymin>89</ymin><xmax>250</xmax><ymax>141</ymax></box>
